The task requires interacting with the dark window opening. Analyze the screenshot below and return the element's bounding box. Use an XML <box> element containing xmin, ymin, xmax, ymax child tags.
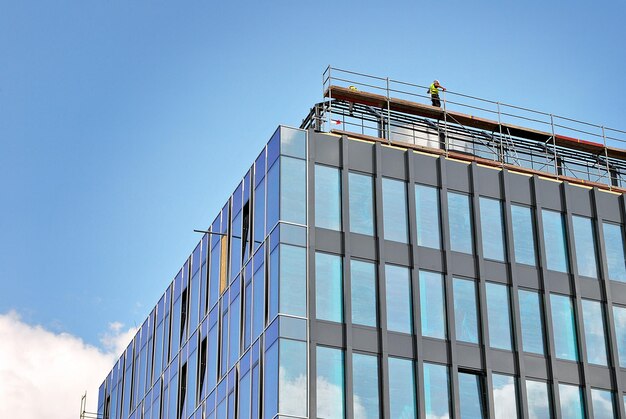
<box><xmin>242</xmin><ymin>200</ymin><xmax>251</xmax><ymax>262</ymax></box>
<box><xmin>198</xmin><ymin>337</ymin><xmax>207</xmax><ymax>401</ymax></box>
<box><xmin>178</xmin><ymin>363</ymin><xmax>187</xmax><ymax>419</ymax></box>
<box><xmin>180</xmin><ymin>289</ymin><xmax>188</xmax><ymax>344</ymax></box>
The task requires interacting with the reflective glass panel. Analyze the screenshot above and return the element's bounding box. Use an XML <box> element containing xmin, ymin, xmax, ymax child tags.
<box><xmin>613</xmin><ymin>305</ymin><xmax>626</xmax><ymax>367</ymax></box>
<box><xmin>352</xmin><ymin>353</ymin><xmax>380</xmax><ymax>419</ymax></box>
<box><xmin>420</xmin><ymin>271</ymin><xmax>446</xmax><ymax>339</ymax></box>
<box><xmin>382</xmin><ymin>178</ymin><xmax>409</xmax><ymax>243</ymax></box>
<box><xmin>253</xmin><ymin>180</ymin><xmax>265</xmax><ymax>249</ymax></box>
<box><xmin>525</xmin><ymin>380</ymin><xmax>551</xmax><ymax>419</ymax></box>
<box><xmin>511</xmin><ymin>205</ymin><xmax>536</xmax><ymax>266</ymax></box>
<box><xmin>492</xmin><ymin>373</ymin><xmax>519</xmax><ymax>419</ymax></box>
<box><xmin>572</xmin><ymin>216</ymin><xmax>598</xmax><ymax>278</ymax></box>
<box><xmin>385</xmin><ymin>265</ymin><xmax>412</xmax><ymax>334</ymax></box>
<box><xmin>266</xmin><ymin>161</ymin><xmax>279</xmax><ymax>232</ymax></box>
<box><xmin>279</xmin><ymin>244</ymin><xmax>306</xmax><ymax>317</ymax></box>
<box><xmin>415</xmin><ymin>184</ymin><xmax>441</xmax><ymax>249</ymax></box>
<box><xmin>480</xmin><ymin>197</ymin><xmax>506</xmax><ymax>261</ymax></box>
<box><xmin>458</xmin><ymin>373</ymin><xmax>485</xmax><ymax>419</ymax></box>
<box><xmin>453</xmin><ymin>278</ymin><xmax>479</xmax><ymax>344</ymax></box>
<box><xmin>388</xmin><ymin>357</ymin><xmax>416</xmax><ymax>419</ymax></box>
<box><xmin>315</xmin><ymin>165</ymin><xmax>342</xmax><ymax>230</ymax></box>
<box><xmin>542</xmin><ymin>210</ymin><xmax>569</xmax><ymax>273</ymax></box>
<box><xmin>603</xmin><ymin>223</ymin><xmax>626</xmax><ymax>282</ymax></box>
<box><xmin>316</xmin><ymin>346</ymin><xmax>345</xmax><ymax>419</ymax></box>
<box><xmin>558</xmin><ymin>384</ymin><xmax>584</xmax><ymax>419</ymax></box>
<box><xmin>448</xmin><ymin>192</ymin><xmax>473</xmax><ymax>254</ymax></box>
<box><xmin>280</xmin><ymin>339</ymin><xmax>307</xmax><ymax>416</ymax></box>
<box><xmin>349</xmin><ymin>173</ymin><xmax>375</xmax><ymax>236</ymax></box>
<box><xmin>423</xmin><ymin>363</ymin><xmax>450</xmax><ymax>419</ymax></box>
<box><xmin>239</xmin><ymin>372</ymin><xmax>250</xmax><ymax>419</ymax></box>
<box><xmin>281</xmin><ymin>157</ymin><xmax>306</xmax><ymax>225</ymax></box>
<box><xmin>316</xmin><ymin>253</ymin><xmax>343</xmax><ymax>322</ymax></box>
<box><xmin>486</xmin><ymin>283</ymin><xmax>512</xmax><ymax>350</ymax></box>
<box><xmin>351</xmin><ymin>260</ymin><xmax>377</xmax><ymax>327</ymax></box>
<box><xmin>550</xmin><ymin>294</ymin><xmax>579</xmax><ymax>361</ymax></box>
<box><xmin>518</xmin><ymin>289</ymin><xmax>545</xmax><ymax>355</ymax></box>
<box><xmin>582</xmin><ymin>299</ymin><xmax>608</xmax><ymax>366</ymax></box>
<box><xmin>591</xmin><ymin>389</ymin><xmax>615</xmax><ymax>419</ymax></box>
<box><xmin>264</xmin><ymin>343</ymin><xmax>278</xmax><ymax>419</ymax></box>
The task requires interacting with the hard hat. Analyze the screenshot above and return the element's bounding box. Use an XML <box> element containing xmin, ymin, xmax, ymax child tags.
<box><xmin>434</xmin><ymin>80</ymin><xmax>439</xmax><ymax>84</ymax></box>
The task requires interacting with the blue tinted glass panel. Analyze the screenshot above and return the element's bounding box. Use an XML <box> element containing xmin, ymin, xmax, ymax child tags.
<box><xmin>453</xmin><ymin>278</ymin><xmax>479</xmax><ymax>344</ymax></box>
<box><xmin>382</xmin><ymin>178</ymin><xmax>409</xmax><ymax>243</ymax></box>
<box><xmin>591</xmin><ymin>389</ymin><xmax>615</xmax><ymax>419</ymax></box>
<box><xmin>254</xmin><ymin>181</ymin><xmax>265</xmax><ymax>249</ymax></box>
<box><xmin>207</xmin><ymin>325</ymin><xmax>218</xmax><ymax>391</ymax></box>
<box><xmin>266</xmin><ymin>161</ymin><xmax>279</xmax><ymax>232</ymax></box>
<box><xmin>351</xmin><ymin>260</ymin><xmax>377</xmax><ymax>327</ymax></box>
<box><xmin>603</xmin><ymin>223</ymin><xmax>626</xmax><ymax>282</ymax></box>
<box><xmin>458</xmin><ymin>373</ymin><xmax>485</xmax><ymax>419</ymax></box>
<box><xmin>244</xmin><ymin>283</ymin><xmax>252</xmax><ymax>349</ymax></box>
<box><xmin>252</xmin><ymin>267</ymin><xmax>264</xmax><ymax>341</ymax></box>
<box><xmin>269</xmin><ymin>247</ymin><xmax>278</xmax><ymax>320</ymax></box>
<box><xmin>280</xmin><ymin>127</ymin><xmax>306</xmax><ymax>159</ymax></box>
<box><xmin>316</xmin><ymin>346</ymin><xmax>345</xmax><ymax>419</ymax></box>
<box><xmin>423</xmin><ymin>363</ymin><xmax>450</xmax><ymax>419</ymax></box>
<box><xmin>239</xmin><ymin>372</ymin><xmax>250</xmax><ymax>419</ymax></box>
<box><xmin>572</xmin><ymin>216</ymin><xmax>598</xmax><ymax>278</ymax></box>
<box><xmin>385</xmin><ymin>265</ymin><xmax>412</xmax><ymax>334</ymax></box>
<box><xmin>518</xmin><ymin>289</ymin><xmax>545</xmax><ymax>355</ymax></box>
<box><xmin>486</xmin><ymin>283</ymin><xmax>512</xmax><ymax>350</ymax></box>
<box><xmin>415</xmin><ymin>184</ymin><xmax>441</xmax><ymax>249</ymax></box>
<box><xmin>420</xmin><ymin>271</ymin><xmax>446</xmax><ymax>339</ymax></box>
<box><xmin>448</xmin><ymin>192</ymin><xmax>473</xmax><ymax>254</ymax></box>
<box><xmin>558</xmin><ymin>384</ymin><xmax>584</xmax><ymax>419</ymax></box>
<box><xmin>279</xmin><ymin>245</ymin><xmax>306</xmax><ymax>317</ymax></box>
<box><xmin>492</xmin><ymin>374</ymin><xmax>519</xmax><ymax>419</ymax></box>
<box><xmin>264</xmin><ymin>343</ymin><xmax>278</xmax><ymax>419</ymax></box>
<box><xmin>228</xmin><ymin>296</ymin><xmax>240</xmax><ymax>368</ymax></box>
<box><xmin>542</xmin><ymin>210</ymin><xmax>569</xmax><ymax>273</ymax></box>
<box><xmin>209</xmin><ymin>245</ymin><xmax>220</xmax><ymax>308</ymax></box>
<box><xmin>315</xmin><ymin>165</ymin><xmax>342</xmax><ymax>230</ymax></box>
<box><xmin>613</xmin><ymin>306</ymin><xmax>626</xmax><ymax>367</ymax></box>
<box><xmin>480</xmin><ymin>197</ymin><xmax>505</xmax><ymax>261</ymax></box>
<box><xmin>388</xmin><ymin>357</ymin><xmax>416</xmax><ymax>419</ymax></box>
<box><xmin>349</xmin><ymin>173</ymin><xmax>375</xmax><ymax>235</ymax></box>
<box><xmin>582</xmin><ymin>299</ymin><xmax>608</xmax><ymax>366</ymax></box>
<box><xmin>550</xmin><ymin>294</ymin><xmax>579</xmax><ymax>361</ymax></box>
<box><xmin>281</xmin><ymin>157</ymin><xmax>306</xmax><ymax>225</ymax></box>
<box><xmin>316</xmin><ymin>253</ymin><xmax>343</xmax><ymax>322</ymax></box>
<box><xmin>511</xmin><ymin>205</ymin><xmax>536</xmax><ymax>266</ymax></box>
<box><xmin>525</xmin><ymin>380</ymin><xmax>551</xmax><ymax>419</ymax></box>
<box><xmin>352</xmin><ymin>353</ymin><xmax>380</xmax><ymax>419</ymax></box>
<box><xmin>280</xmin><ymin>339</ymin><xmax>307</xmax><ymax>416</ymax></box>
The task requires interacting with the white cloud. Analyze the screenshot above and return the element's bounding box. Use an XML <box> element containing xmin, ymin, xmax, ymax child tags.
<box><xmin>0</xmin><ymin>311</ymin><xmax>136</xmax><ymax>419</ymax></box>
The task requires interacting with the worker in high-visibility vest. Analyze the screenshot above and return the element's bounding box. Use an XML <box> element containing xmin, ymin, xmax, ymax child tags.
<box><xmin>428</xmin><ymin>80</ymin><xmax>446</xmax><ymax>107</ymax></box>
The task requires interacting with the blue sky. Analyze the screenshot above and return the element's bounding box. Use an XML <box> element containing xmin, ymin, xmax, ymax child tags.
<box><xmin>1</xmin><ymin>0</ymin><xmax>625</xmax><ymax>351</ymax></box>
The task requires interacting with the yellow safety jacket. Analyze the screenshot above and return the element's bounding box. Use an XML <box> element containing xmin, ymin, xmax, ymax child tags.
<box><xmin>429</xmin><ymin>83</ymin><xmax>439</xmax><ymax>96</ymax></box>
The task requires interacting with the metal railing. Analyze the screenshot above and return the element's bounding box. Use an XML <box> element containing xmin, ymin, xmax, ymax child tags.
<box><xmin>310</xmin><ymin>66</ymin><xmax>626</xmax><ymax>189</ymax></box>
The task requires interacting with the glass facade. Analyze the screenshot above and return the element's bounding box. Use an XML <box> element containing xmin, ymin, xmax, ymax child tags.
<box><xmin>99</xmin><ymin>130</ymin><xmax>626</xmax><ymax>419</ymax></box>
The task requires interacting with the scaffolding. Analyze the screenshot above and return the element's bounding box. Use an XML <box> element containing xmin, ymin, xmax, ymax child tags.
<box><xmin>301</xmin><ymin>66</ymin><xmax>626</xmax><ymax>190</ymax></box>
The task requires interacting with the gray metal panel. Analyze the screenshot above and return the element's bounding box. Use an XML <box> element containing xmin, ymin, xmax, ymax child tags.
<box><xmin>380</xmin><ymin>146</ymin><xmax>407</xmax><ymax>180</ymax></box>
<box><xmin>383</xmin><ymin>241</ymin><xmax>411</xmax><ymax>266</ymax></box>
<box><xmin>348</xmin><ymin>139</ymin><xmax>375</xmax><ymax>174</ymax></box>
<box><xmin>351</xmin><ymin>327</ymin><xmax>380</xmax><ymax>353</ymax></box>
<box><xmin>535</xmin><ymin>177</ymin><xmax>563</xmax><ymax>210</ymax></box>
<box><xmin>314</xmin><ymin>134</ymin><xmax>342</xmax><ymax>167</ymax></box>
<box><xmin>489</xmin><ymin>350</ymin><xmax>516</xmax><ymax>374</ymax></box>
<box><xmin>544</xmin><ymin>272</ymin><xmax>573</xmax><ymax>295</ymax></box>
<box><xmin>455</xmin><ymin>344</ymin><xmax>483</xmax><ymax>370</ymax></box>
<box><xmin>554</xmin><ymin>360</ymin><xmax>582</xmax><ymax>384</ymax></box>
<box><xmin>577</xmin><ymin>278</ymin><xmax>602</xmax><ymax>300</ymax></box>
<box><xmin>421</xmin><ymin>339</ymin><xmax>449</xmax><ymax>365</ymax></box>
<box><xmin>416</xmin><ymin>247</ymin><xmax>444</xmax><ymax>273</ymax></box>
<box><xmin>450</xmin><ymin>252</ymin><xmax>477</xmax><ymax>278</ymax></box>
<box><xmin>313</xmin><ymin>321</ymin><xmax>345</xmax><ymax>347</ymax></box>
<box><xmin>516</xmin><ymin>265</ymin><xmax>541</xmax><ymax>289</ymax></box>
<box><xmin>567</xmin><ymin>185</ymin><xmax>593</xmax><ymax>216</ymax></box>
<box><xmin>348</xmin><ymin>233</ymin><xmax>377</xmax><ymax>261</ymax></box>
<box><xmin>476</xmin><ymin>166</ymin><xmax>502</xmax><ymax>198</ymax></box>
<box><xmin>482</xmin><ymin>261</ymin><xmax>509</xmax><ymax>282</ymax></box>
<box><xmin>595</xmin><ymin>189</ymin><xmax>622</xmax><ymax>222</ymax></box>
<box><xmin>523</xmin><ymin>355</ymin><xmax>549</xmax><ymax>380</ymax></box>
<box><xmin>413</xmin><ymin>152</ymin><xmax>440</xmax><ymax>186</ymax></box>
<box><xmin>387</xmin><ymin>332</ymin><xmax>414</xmax><ymax>359</ymax></box>
<box><xmin>611</xmin><ymin>281</ymin><xmax>626</xmax><ymax>304</ymax></box>
<box><xmin>508</xmin><ymin>172</ymin><xmax>533</xmax><ymax>204</ymax></box>
<box><xmin>445</xmin><ymin>159</ymin><xmax>471</xmax><ymax>192</ymax></box>
<box><xmin>314</xmin><ymin>228</ymin><xmax>344</xmax><ymax>254</ymax></box>
<box><xmin>586</xmin><ymin>365</ymin><xmax>613</xmax><ymax>388</ymax></box>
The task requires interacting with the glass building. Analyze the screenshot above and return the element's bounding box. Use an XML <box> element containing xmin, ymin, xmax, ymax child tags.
<box><xmin>99</xmin><ymin>89</ymin><xmax>626</xmax><ymax>419</ymax></box>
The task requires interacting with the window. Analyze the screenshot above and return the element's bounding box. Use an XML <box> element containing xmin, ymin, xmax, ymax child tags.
<box><xmin>558</xmin><ymin>384</ymin><xmax>584</xmax><ymax>419</ymax></box>
<box><xmin>388</xmin><ymin>357</ymin><xmax>416</xmax><ymax>419</ymax></box>
<box><xmin>281</xmin><ymin>157</ymin><xmax>306</xmax><ymax>225</ymax></box>
<box><xmin>316</xmin><ymin>346</ymin><xmax>345</xmax><ymax>419</ymax></box>
<box><xmin>492</xmin><ymin>373</ymin><xmax>519</xmax><ymax>419</ymax></box>
<box><xmin>486</xmin><ymin>283</ymin><xmax>512</xmax><ymax>350</ymax></box>
<box><xmin>480</xmin><ymin>197</ymin><xmax>506</xmax><ymax>261</ymax></box>
<box><xmin>423</xmin><ymin>363</ymin><xmax>450</xmax><ymax>419</ymax></box>
<box><xmin>603</xmin><ymin>222</ymin><xmax>626</xmax><ymax>282</ymax></box>
<box><xmin>264</xmin><ymin>342</ymin><xmax>278</xmax><ymax>419</ymax></box>
<box><xmin>525</xmin><ymin>380</ymin><xmax>551</xmax><ymax>419</ymax></box>
<box><xmin>550</xmin><ymin>294</ymin><xmax>579</xmax><ymax>361</ymax></box>
<box><xmin>352</xmin><ymin>353</ymin><xmax>380</xmax><ymax>419</ymax></box>
<box><xmin>316</xmin><ymin>253</ymin><xmax>343</xmax><ymax>322</ymax></box>
<box><xmin>228</xmin><ymin>294</ymin><xmax>240</xmax><ymax>369</ymax></box>
<box><xmin>572</xmin><ymin>215</ymin><xmax>598</xmax><ymax>278</ymax></box>
<box><xmin>420</xmin><ymin>271</ymin><xmax>446</xmax><ymax>339</ymax></box>
<box><xmin>351</xmin><ymin>260</ymin><xmax>377</xmax><ymax>327</ymax></box>
<box><xmin>613</xmin><ymin>305</ymin><xmax>626</xmax><ymax>367</ymax></box>
<box><xmin>458</xmin><ymin>372</ymin><xmax>485</xmax><ymax>418</ymax></box>
<box><xmin>252</xmin><ymin>263</ymin><xmax>264</xmax><ymax>341</ymax></box>
<box><xmin>511</xmin><ymin>205</ymin><xmax>536</xmax><ymax>265</ymax></box>
<box><xmin>349</xmin><ymin>173</ymin><xmax>375</xmax><ymax>235</ymax></box>
<box><xmin>542</xmin><ymin>210</ymin><xmax>569</xmax><ymax>273</ymax></box>
<box><xmin>280</xmin><ymin>340</ymin><xmax>307</xmax><ymax>416</ymax></box>
<box><xmin>279</xmin><ymin>244</ymin><xmax>307</xmax><ymax>317</ymax></box>
<box><xmin>581</xmin><ymin>299</ymin><xmax>608</xmax><ymax>366</ymax></box>
<box><xmin>448</xmin><ymin>192</ymin><xmax>473</xmax><ymax>254</ymax></box>
<box><xmin>518</xmin><ymin>289</ymin><xmax>545</xmax><ymax>355</ymax></box>
<box><xmin>415</xmin><ymin>184</ymin><xmax>441</xmax><ymax>249</ymax></box>
<box><xmin>591</xmin><ymin>389</ymin><xmax>615</xmax><ymax>419</ymax></box>
<box><xmin>453</xmin><ymin>278</ymin><xmax>479</xmax><ymax>344</ymax></box>
<box><xmin>382</xmin><ymin>178</ymin><xmax>409</xmax><ymax>243</ymax></box>
<box><xmin>385</xmin><ymin>265</ymin><xmax>412</xmax><ymax>334</ymax></box>
<box><xmin>315</xmin><ymin>165</ymin><xmax>342</xmax><ymax>230</ymax></box>
<box><xmin>253</xmin><ymin>177</ymin><xmax>265</xmax><ymax>249</ymax></box>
